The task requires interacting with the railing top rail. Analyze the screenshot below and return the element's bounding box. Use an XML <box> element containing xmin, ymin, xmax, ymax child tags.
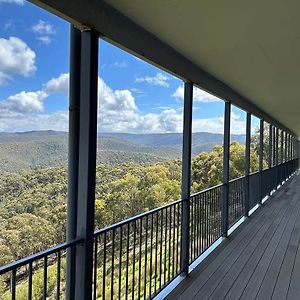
<box><xmin>0</xmin><ymin>238</ymin><xmax>83</xmax><ymax>275</ymax></box>
<box><xmin>229</xmin><ymin>175</ymin><xmax>246</xmax><ymax>183</ymax></box>
<box><xmin>190</xmin><ymin>182</ymin><xmax>224</xmax><ymax>198</ymax></box>
<box><xmin>94</xmin><ymin>198</ymin><xmax>183</xmax><ymax>236</ymax></box>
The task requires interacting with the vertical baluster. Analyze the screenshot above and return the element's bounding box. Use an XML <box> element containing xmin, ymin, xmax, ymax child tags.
<box><xmin>118</xmin><ymin>226</ymin><xmax>123</xmax><ymax>300</ymax></box>
<box><xmin>149</xmin><ymin>213</ymin><xmax>154</xmax><ymax>297</ymax></box>
<box><xmin>168</xmin><ymin>206</ymin><xmax>172</xmax><ymax>281</ymax></box>
<box><xmin>110</xmin><ymin>229</ymin><xmax>115</xmax><ymax>299</ymax></box>
<box><xmin>11</xmin><ymin>269</ymin><xmax>16</xmax><ymax>300</ymax></box>
<box><xmin>57</xmin><ymin>251</ymin><xmax>61</xmax><ymax>300</ymax></box>
<box><xmin>164</xmin><ymin>209</ymin><xmax>167</xmax><ymax>285</ymax></box>
<box><xmin>93</xmin><ymin>238</ymin><xmax>98</xmax><ymax>300</ymax></box>
<box><xmin>176</xmin><ymin>203</ymin><xmax>180</xmax><ymax>274</ymax></box>
<box><xmin>172</xmin><ymin>205</ymin><xmax>176</xmax><ymax>278</ymax></box>
<box><xmin>138</xmin><ymin>218</ymin><xmax>143</xmax><ymax>298</ymax></box>
<box><xmin>102</xmin><ymin>232</ymin><xmax>107</xmax><ymax>300</ymax></box>
<box><xmin>125</xmin><ymin>225</ymin><xmax>129</xmax><ymax>300</ymax></box>
<box><xmin>154</xmin><ymin>212</ymin><xmax>158</xmax><ymax>293</ymax></box>
<box><xmin>159</xmin><ymin>210</ymin><xmax>163</xmax><ymax>290</ymax></box>
<box><xmin>43</xmin><ymin>256</ymin><xmax>48</xmax><ymax>300</ymax></box>
<box><xmin>144</xmin><ymin>215</ymin><xmax>148</xmax><ymax>299</ymax></box>
<box><xmin>28</xmin><ymin>262</ymin><xmax>33</xmax><ymax>300</ymax></box>
<box><xmin>131</xmin><ymin>221</ymin><xmax>136</xmax><ymax>300</ymax></box>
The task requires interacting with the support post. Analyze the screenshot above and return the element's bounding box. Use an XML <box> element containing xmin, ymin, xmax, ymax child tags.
<box><xmin>245</xmin><ymin>112</ymin><xmax>251</xmax><ymax>217</ymax></box>
<box><xmin>66</xmin><ymin>25</ymin><xmax>81</xmax><ymax>299</ymax></box>
<box><xmin>180</xmin><ymin>81</ymin><xmax>193</xmax><ymax>277</ymax></box>
<box><xmin>268</xmin><ymin>125</ymin><xmax>272</xmax><ymax>168</ymax></box>
<box><xmin>280</xmin><ymin>130</ymin><xmax>284</xmax><ymax>182</ymax></box>
<box><xmin>273</xmin><ymin>126</ymin><xmax>276</xmax><ymax>166</ymax></box>
<box><xmin>259</xmin><ymin>119</ymin><xmax>264</xmax><ymax>203</ymax></box>
<box><xmin>275</xmin><ymin>128</ymin><xmax>279</xmax><ymax>184</ymax></box>
<box><xmin>74</xmin><ymin>29</ymin><xmax>99</xmax><ymax>300</ymax></box>
<box><xmin>285</xmin><ymin>132</ymin><xmax>288</xmax><ymax>179</ymax></box>
<box><xmin>222</xmin><ymin>101</ymin><xmax>231</xmax><ymax>236</ymax></box>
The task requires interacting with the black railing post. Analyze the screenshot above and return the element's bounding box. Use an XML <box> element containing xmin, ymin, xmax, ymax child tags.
<box><xmin>74</xmin><ymin>29</ymin><xmax>99</xmax><ymax>300</ymax></box>
<box><xmin>273</xmin><ymin>126</ymin><xmax>276</xmax><ymax>166</ymax></box>
<box><xmin>259</xmin><ymin>119</ymin><xmax>264</xmax><ymax>203</ymax></box>
<box><xmin>285</xmin><ymin>132</ymin><xmax>288</xmax><ymax>179</ymax></box>
<box><xmin>275</xmin><ymin>127</ymin><xmax>279</xmax><ymax>185</ymax></box>
<box><xmin>222</xmin><ymin>101</ymin><xmax>231</xmax><ymax>237</ymax></box>
<box><xmin>268</xmin><ymin>124</ymin><xmax>273</xmax><ymax>194</ymax></box>
<box><xmin>280</xmin><ymin>130</ymin><xmax>284</xmax><ymax>182</ymax></box>
<box><xmin>66</xmin><ymin>25</ymin><xmax>81</xmax><ymax>299</ymax></box>
<box><xmin>269</xmin><ymin>125</ymin><xmax>272</xmax><ymax>169</ymax></box>
<box><xmin>245</xmin><ymin>112</ymin><xmax>251</xmax><ymax>217</ymax></box>
<box><xmin>180</xmin><ymin>81</ymin><xmax>193</xmax><ymax>277</ymax></box>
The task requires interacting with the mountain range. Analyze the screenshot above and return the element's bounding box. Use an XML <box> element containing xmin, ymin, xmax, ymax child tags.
<box><xmin>0</xmin><ymin>131</ymin><xmax>245</xmax><ymax>172</ymax></box>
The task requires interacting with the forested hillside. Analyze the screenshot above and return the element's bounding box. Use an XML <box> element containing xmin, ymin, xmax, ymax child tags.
<box><xmin>0</xmin><ymin>142</ymin><xmax>259</xmax><ymax>267</ymax></box>
<box><xmin>0</xmin><ymin>131</ymin><xmax>245</xmax><ymax>172</ymax></box>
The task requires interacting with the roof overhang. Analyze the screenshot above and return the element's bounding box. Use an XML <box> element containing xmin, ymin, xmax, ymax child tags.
<box><xmin>29</xmin><ymin>0</ymin><xmax>300</xmax><ymax>137</ymax></box>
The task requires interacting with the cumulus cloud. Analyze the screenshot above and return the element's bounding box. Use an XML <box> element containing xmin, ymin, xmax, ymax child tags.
<box><xmin>32</xmin><ymin>20</ymin><xmax>55</xmax><ymax>44</ymax></box>
<box><xmin>0</xmin><ymin>72</ymin><xmax>246</xmax><ymax>134</ymax></box>
<box><xmin>0</xmin><ymin>37</ymin><xmax>36</xmax><ymax>85</ymax></box>
<box><xmin>135</xmin><ymin>72</ymin><xmax>170</xmax><ymax>87</ymax></box>
<box><xmin>0</xmin><ymin>91</ymin><xmax>48</xmax><ymax>113</ymax></box>
<box><xmin>172</xmin><ymin>85</ymin><xmax>221</xmax><ymax>102</ymax></box>
<box><xmin>32</xmin><ymin>20</ymin><xmax>55</xmax><ymax>35</ymax></box>
<box><xmin>0</xmin><ymin>0</ymin><xmax>24</xmax><ymax>4</ymax></box>
<box><xmin>111</xmin><ymin>61</ymin><xmax>128</xmax><ymax>68</ymax></box>
<box><xmin>44</xmin><ymin>73</ymin><xmax>69</xmax><ymax>93</ymax></box>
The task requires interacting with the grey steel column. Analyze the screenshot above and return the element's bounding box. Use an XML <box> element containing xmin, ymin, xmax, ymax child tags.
<box><xmin>268</xmin><ymin>125</ymin><xmax>272</xmax><ymax>168</ymax></box>
<box><xmin>66</xmin><ymin>25</ymin><xmax>81</xmax><ymax>299</ymax></box>
<box><xmin>273</xmin><ymin>126</ymin><xmax>276</xmax><ymax>166</ymax></box>
<box><xmin>280</xmin><ymin>130</ymin><xmax>284</xmax><ymax>163</ymax></box>
<box><xmin>268</xmin><ymin>125</ymin><xmax>273</xmax><ymax>195</ymax></box>
<box><xmin>222</xmin><ymin>101</ymin><xmax>231</xmax><ymax>237</ymax></box>
<box><xmin>245</xmin><ymin>112</ymin><xmax>251</xmax><ymax>217</ymax></box>
<box><xmin>75</xmin><ymin>29</ymin><xmax>99</xmax><ymax>300</ymax></box>
<box><xmin>285</xmin><ymin>132</ymin><xmax>288</xmax><ymax>179</ymax></box>
<box><xmin>180</xmin><ymin>81</ymin><xmax>193</xmax><ymax>277</ymax></box>
<box><xmin>275</xmin><ymin>128</ymin><xmax>279</xmax><ymax>185</ymax></box>
<box><xmin>280</xmin><ymin>130</ymin><xmax>284</xmax><ymax>183</ymax></box>
<box><xmin>259</xmin><ymin>119</ymin><xmax>264</xmax><ymax>203</ymax></box>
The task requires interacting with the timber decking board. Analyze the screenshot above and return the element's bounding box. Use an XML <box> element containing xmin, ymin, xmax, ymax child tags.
<box><xmin>166</xmin><ymin>173</ymin><xmax>300</xmax><ymax>300</ymax></box>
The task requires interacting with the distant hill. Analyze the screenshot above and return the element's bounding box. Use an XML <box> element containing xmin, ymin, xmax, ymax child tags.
<box><xmin>0</xmin><ymin>131</ymin><xmax>245</xmax><ymax>172</ymax></box>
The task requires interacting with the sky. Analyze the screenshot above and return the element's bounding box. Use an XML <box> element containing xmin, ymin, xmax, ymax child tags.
<box><xmin>0</xmin><ymin>0</ymin><xmax>258</xmax><ymax>134</ymax></box>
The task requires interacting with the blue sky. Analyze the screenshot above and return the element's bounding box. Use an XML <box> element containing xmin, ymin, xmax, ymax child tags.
<box><xmin>0</xmin><ymin>0</ymin><xmax>257</xmax><ymax>134</ymax></box>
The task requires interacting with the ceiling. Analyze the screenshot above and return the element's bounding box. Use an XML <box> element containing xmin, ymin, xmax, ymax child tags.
<box><xmin>105</xmin><ymin>0</ymin><xmax>300</xmax><ymax>136</ymax></box>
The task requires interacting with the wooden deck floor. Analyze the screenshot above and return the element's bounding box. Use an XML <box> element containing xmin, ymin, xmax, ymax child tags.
<box><xmin>167</xmin><ymin>172</ymin><xmax>300</xmax><ymax>300</ymax></box>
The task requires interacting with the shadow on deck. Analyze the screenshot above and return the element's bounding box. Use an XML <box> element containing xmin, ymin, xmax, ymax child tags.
<box><xmin>167</xmin><ymin>172</ymin><xmax>300</xmax><ymax>300</ymax></box>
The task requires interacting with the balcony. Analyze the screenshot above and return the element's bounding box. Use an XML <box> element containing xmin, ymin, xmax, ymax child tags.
<box><xmin>1</xmin><ymin>0</ymin><xmax>300</xmax><ymax>299</ymax></box>
<box><xmin>168</xmin><ymin>169</ymin><xmax>300</xmax><ymax>300</ymax></box>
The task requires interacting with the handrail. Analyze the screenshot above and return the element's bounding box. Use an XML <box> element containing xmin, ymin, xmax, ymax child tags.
<box><xmin>0</xmin><ymin>238</ymin><xmax>83</xmax><ymax>275</ymax></box>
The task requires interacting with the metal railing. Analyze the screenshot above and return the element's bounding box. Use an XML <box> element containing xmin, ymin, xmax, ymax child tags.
<box><xmin>0</xmin><ymin>239</ymin><xmax>82</xmax><ymax>299</ymax></box>
<box><xmin>0</xmin><ymin>159</ymin><xmax>298</xmax><ymax>299</ymax></box>
<box><xmin>92</xmin><ymin>200</ymin><xmax>182</xmax><ymax>300</ymax></box>
<box><xmin>189</xmin><ymin>184</ymin><xmax>223</xmax><ymax>263</ymax></box>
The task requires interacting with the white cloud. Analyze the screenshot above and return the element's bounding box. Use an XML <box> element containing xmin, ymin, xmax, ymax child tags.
<box><xmin>0</xmin><ymin>91</ymin><xmax>48</xmax><ymax>113</ymax></box>
<box><xmin>0</xmin><ymin>111</ymin><xmax>68</xmax><ymax>132</ymax></box>
<box><xmin>135</xmin><ymin>72</ymin><xmax>170</xmax><ymax>87</ymax></box>
<box><xmin>0</xmin><ymin>37</ymin><xmax>36</xmax><ymax>85</ymax></box>
<box><xmin>111</xmin><ymin>61</ymin><xmax>128</xmax><ymax>68</ymax></box>
<box><xmin>32</xmin><ymin>20</ymin><xmax>55</xmax><ymax>35</ymax></box>
<box><xmin>36</xmin><ymin>36</ymin><xmax>51</xmax><ymax>45</ymax></box>
<box><xmin>32</xmin><ymin>20</ymin><xmax>55</xmax><ymax>45</ymax></box>
<box><xmin>172</xmin><ymin>85</ymin><xmax>221</xmax><ymax>102</ymax></box>
<box><xmin>44</xmin><ymin>73</ymin><xmax>69</xmax><ymax>93</ymax></box>
<box><xmin>0</xmin><ymin>72</ymin><xmax>245</xmax><ymax>134</ymax></box>
<box><xmin>0</xmin><ymin>0</ymin><xmax>24</xmax><ymax>4</ymax></box>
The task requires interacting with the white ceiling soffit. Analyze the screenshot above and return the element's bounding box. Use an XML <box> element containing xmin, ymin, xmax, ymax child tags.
<box><xmin>105</xmin><ymin>0</ymin><xmax>300</xmax><ymax>136</ymax></box>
